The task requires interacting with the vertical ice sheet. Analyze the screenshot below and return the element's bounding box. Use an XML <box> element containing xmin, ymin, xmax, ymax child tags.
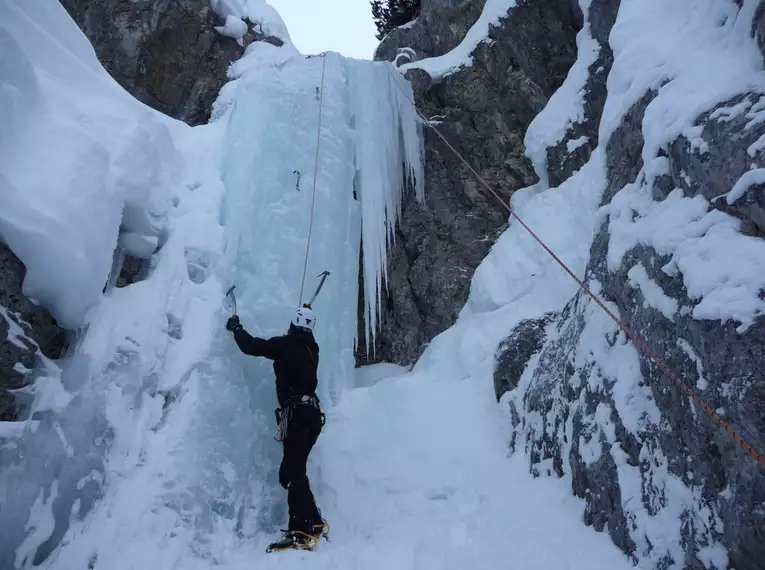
<box><xmin>221</xmin><ymin>52</ymin><xmax>361</xmax><ymax>408</ymax></box>
<box><xmin>347</xmin><ymin>61</ymin><xmax>424</xmax><ymax>347</ymax></box>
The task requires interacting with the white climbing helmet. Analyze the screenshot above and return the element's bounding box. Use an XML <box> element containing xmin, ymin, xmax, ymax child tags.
<box><xmin>292</xmin><ymin>306</ymin><xmax>316</xmax><ymax>331</ymax></box>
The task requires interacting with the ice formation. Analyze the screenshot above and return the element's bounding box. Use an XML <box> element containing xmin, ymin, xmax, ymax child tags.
<box><xmin>0</xmin><ymin>1</ymin><xmax>428</xmax><ymax>567</ymax></box>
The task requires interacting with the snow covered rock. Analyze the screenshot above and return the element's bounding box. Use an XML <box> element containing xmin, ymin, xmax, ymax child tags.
<box><xmin>0</xmin><ymin>246</ymin><xmax>65</xmax><ymax>421</ymax></box>
<box><xmin>537</xmin><ymin>0</ymin><xmax>619</xmax><ymax>188</ymax></box>
<box><xmin>365</xmin><ymin>0</ymin><xmax>580</xmax><ymax>365</ymax></box>
<box><xmin>493</xmin><ymin>314</ymin><xmax>556</xmax><ymax>401</ymax></box>
<box><xmin>493</xmin><ymin>0</ymin><xmax>765</xmax><ymax>568</ymax></box>
<box><xmin>59</xmin><ymin>0</ymin><xmax>253</xmax><ymax>125</ymax></box>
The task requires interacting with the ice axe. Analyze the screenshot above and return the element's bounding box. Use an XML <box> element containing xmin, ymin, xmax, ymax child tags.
<box><xmin>303</xmin><ymin>271</ymin><xmax>330</xmax><ymax>309</ymax></box>
<box><xmin>225</xmin><ymin>285</ymin><xmax>238</xmax><ymax>316</ymax></box>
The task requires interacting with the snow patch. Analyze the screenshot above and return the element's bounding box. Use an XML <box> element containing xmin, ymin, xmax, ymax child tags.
<box><xmin>567</xmin><ymin>135</ymin><xmax>590</xmax><ymax>153</ymax></box>
<box><xmin>354</xmin><ymin>363</ymin><xmax>409</xmax><ymax>388</ymax></box>
<box><xmin>677</xmin><ymin>339</ymin><xmax>708</xmax><ymax>391</ymax></box>
<box><xmin>627</xmin><ymin>262</ymin><xmax>679</xmax><ymax>319</ymax></box>
<box><xmin>244</xmin><ymin>0</ymin><xmax>293</xmax><ymax>44</ymax></box>
<box><xmin>214</xmin><ymin>14</ymin><xmax>249</xmax><ymax>45</ymax></box>
<box><xmin>709</xmin><ymin>98</ymin><xmax>752</xmax><ymax>122</ymax></box>
<box><xmin>600</xmin><ymin>0</ymin><xmax>765</xmax><ymax>155</ymax></box>
<box><xmin>726</xmin><ymin>167</ymin><xmax>765</xmax><ymax>204</ymax></box>
<box><xmin>606</xmin><ymin>186</ymin><xmax>765</xmax><ymax>332</ymax></box>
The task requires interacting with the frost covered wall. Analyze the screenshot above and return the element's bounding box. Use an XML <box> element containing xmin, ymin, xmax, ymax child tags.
<box><xmin>0</xmin><ymin>2</ymin><xmax>424</xmax><ymax>567</ymax></box>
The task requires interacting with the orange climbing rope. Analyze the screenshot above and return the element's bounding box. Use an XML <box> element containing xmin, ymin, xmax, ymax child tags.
<box><xmin>298</xmin><ymin>54</ymin><xmax>328</xmax><ymax>307</ymax></box>
<box><xmin>383</xmin><ymin>64</ymin><xmax>765</xmax><ymax>469</ymax></box>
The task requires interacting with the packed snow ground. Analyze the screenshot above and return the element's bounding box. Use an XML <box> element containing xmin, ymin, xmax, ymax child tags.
<box><xmin>191</xmin><ymin>368</ymin><xmax>635</xmax><ymax>570</ymax></box>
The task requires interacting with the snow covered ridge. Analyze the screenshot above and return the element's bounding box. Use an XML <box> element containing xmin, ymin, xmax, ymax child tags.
<box><xmin>0</xmin><ymin>0</ymin><xmax>182</xmax><ymax>328</ymax></box>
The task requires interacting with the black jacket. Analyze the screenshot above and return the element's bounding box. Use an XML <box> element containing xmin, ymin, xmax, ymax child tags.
<box><xmin>233</xmin><ymin>327</ymin><xmax>319</xmax><ymax>406</ymax></box>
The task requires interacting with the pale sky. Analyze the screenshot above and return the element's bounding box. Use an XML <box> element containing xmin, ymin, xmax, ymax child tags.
<box><xmin>266</xmin><ymin>0</ymin><xmax>380</xmax><ymax>60</ymax></box>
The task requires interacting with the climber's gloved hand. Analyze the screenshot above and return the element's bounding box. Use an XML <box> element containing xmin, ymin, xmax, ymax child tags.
<box><xmin>226</xmin><ymin>315</ymin><xmax>242</xmax><ymax>332</ymax></box>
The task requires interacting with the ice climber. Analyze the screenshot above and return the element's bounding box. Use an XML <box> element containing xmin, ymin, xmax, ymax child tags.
<box><xmin>226</xmin><ymin>306</ymin><xmax>329</xmax><ymax>552</ymax></box>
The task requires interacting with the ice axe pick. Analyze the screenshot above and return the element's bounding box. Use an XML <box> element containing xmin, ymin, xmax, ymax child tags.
<box><xmin>303</xmin><ymin>271</ymin><xmax>330</xmax><ymax>309</ymax></box>
<box><xmin>225</xmin><ymin>285</ymin><xmax>238</xmax><ymax>317</ymax></box>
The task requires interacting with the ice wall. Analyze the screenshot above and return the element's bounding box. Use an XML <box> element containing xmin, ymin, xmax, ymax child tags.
<box><xmin>0</xmin><ymin>5</ymin><xmax>424</xmax><ymax>568</ymax></box>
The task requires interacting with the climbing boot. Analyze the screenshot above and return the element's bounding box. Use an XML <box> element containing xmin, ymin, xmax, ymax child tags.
<box><xmin>266</xmin><ymin>530</ymin><xmax>318</xmax><ymax>553</ymax></box>
<box><xmin>313</xmin><ymin>520</ymin><xmax>330</xmax><ymax>542</ymax></box>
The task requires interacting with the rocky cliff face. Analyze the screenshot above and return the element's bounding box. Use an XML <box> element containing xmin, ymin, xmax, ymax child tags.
<box><xmin>372</xmin><ymin>0</ymin><xmax>764</xmax><ymax>567</ymax></box>
<box><xmin>489</xmin><ymin>1</ymin><xmax>765</xmax><ymax>569</ymax></box>
<box><xmin>364</xmin><ymin>0</ymin><xmax>581</xmax><ymax>365</ymax></box>
<box><xmin>59</xmin><ymin>0</ymin><xmax>253</xmax><ymax>125</ymax></box>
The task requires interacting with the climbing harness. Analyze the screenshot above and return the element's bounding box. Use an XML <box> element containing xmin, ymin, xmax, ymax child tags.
<box><xmin>383</xmin><ymin>64</ymin><xmax>765</xmax><ymax>469</ymax></box>
<box><xmin>298</xmin><ymin>54</ymin><xmax>328</xmax><ymax>308</ymax></box>
<box><xmin>294</xmin><ymin>170</ymin><xmax>301</xmax><ymax>191</ymax></box>
<box><xmin>274</xmin><ymin>394</ymin><xmax>324</xmax><ymax>442</ymax></box>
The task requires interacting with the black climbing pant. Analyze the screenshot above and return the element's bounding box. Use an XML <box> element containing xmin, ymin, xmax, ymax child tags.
<box><xmin>279</xmin><ymin>403</ymin><xmax>323</xmax><ymax>533</ymax></box>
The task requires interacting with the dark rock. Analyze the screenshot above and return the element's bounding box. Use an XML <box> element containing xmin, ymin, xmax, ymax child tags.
<box><xmin>546</xmin><ymin>0</ymin><xmax>618</xmax><ymax>187</ymax></box>
<box><xmin>602</xmin><ymin>89</ymin><xmax>657</xmax><ymax>205</ymax></box>
<box><xmin>364</xmin><ymin>0</ymin><xmax>580</xmax><ymax>365</ymax></box>
<box><xmin>493</xmin><ymin>313</ymin><xmax>556</xmax><ymax>401</ymax></box>
<box><xmin>1</xmin><ymin>244</ymin><xmax>67</xmax><ymax>420</ymax></box>
<box><xmin>752</xmin><ymin>1</ymin><xmax>765</xmax><ymax>66</ymax></box>
<box><xmin>59</xmin><ymin>0</ymin><xmax>252</xmax><ymax>125</ymax></box>
<box><xmin>116</xmin><ymin>254</ymin><xmax>145</xmax><ymax>288</ymax></box>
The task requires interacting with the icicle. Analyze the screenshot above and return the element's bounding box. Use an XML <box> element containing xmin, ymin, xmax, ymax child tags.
<box><xmin>346</xmin><ymin>59</ymin><xmax>424</xmax><ymax>350</ymax></box>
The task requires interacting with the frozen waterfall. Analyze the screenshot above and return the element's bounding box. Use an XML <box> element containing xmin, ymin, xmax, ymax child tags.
<box><xmin>0</xmin><ymin>4</ymin><xmax>422</xmax><ymax>567</ymax></box>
